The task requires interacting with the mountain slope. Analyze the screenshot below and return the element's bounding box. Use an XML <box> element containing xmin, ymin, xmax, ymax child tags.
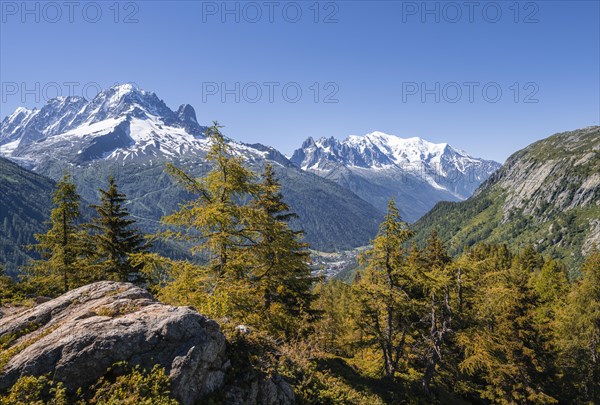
<box><xmin>411</xmin><ymin>126</ymin><xmax>600</xmax><ymax>273</ymax></box>
<box><xmin>0</xmin><ymin>157</ymin><xmax>54</xmax><ymax>274</ymax></box>
<box><xmin>0</xmin><ymin>84</ymin><xmax>382</xmax><ymax>251</ymax></box>
<box><xmin>290</xmin><ymin>132</ymin><xmax>500</xmax><ymax>221</ymax></box>
<box><xmin>0</xmin><ymin>84</ymin><xmax>208</xmax><ymax>167</ymax></box>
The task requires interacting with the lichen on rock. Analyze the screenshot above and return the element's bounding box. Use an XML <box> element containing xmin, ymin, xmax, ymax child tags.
<box><xmin>0</xmin><ymin>281</ymin><xmax>293</xmax><ymax>405</ymax></box>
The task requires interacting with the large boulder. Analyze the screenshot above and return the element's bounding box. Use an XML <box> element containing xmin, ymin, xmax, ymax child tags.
<box><xmin>0</xmin><ymin>281</ymin><xmax>294</xmax><ymax>405</ymax></box>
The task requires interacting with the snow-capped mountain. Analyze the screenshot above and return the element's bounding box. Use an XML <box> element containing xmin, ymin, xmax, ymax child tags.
<box><xmin>0</xmin><ymin>84</ymin><xmax>384</xmax><ymax>251</ymax></box>
<box><xmin>0</xmin><ymin>84</ymin><xmax>215</xmax><ymax>167</ymax></box>
<box><xmin>0</xmin><ymin>83</ymin><xmax>499</xmax><ymax>247</ymax></box>
<box><xmin>290</xmin><ymin>132</ymin><xmax>501</xmax><ymax>221</ymax></box>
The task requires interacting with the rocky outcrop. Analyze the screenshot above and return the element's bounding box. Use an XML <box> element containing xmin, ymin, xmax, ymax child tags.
<box><xmin>0</xmin><ymin>281</ymin><xmax>294</xmax><ymax>405</ymax></box>
<box><xmin>495</xmin><ymin>127</ymin><xmax>600</xmax><ymax>221</ymax></box>
<box><xmin>224</xmin><ymin>373</ymin><xmax>296</xmax><ymax>405</ymax></box>
<box><xmin>411</xmin><ymin>126</ymin><xmax>599</xmax><ymax>271</ymax></box>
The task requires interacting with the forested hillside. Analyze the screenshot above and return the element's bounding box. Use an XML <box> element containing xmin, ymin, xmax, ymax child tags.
<box><xmin>2</xmin><ymin>125</ymin><xmax>599</xmax><ymax>404</ymax></box>
<box><xmin>0</xmin><ymin>158</ymin><xmax>54</xmax><ymax>275</ymax></box>
<box><xmin>412</xmin><ymin>127</ymin><xmax>600</xmax><ymax>275</ymax></box>
<box><xmin>0</xmin><ymin>86</ymin><xmax>383</xmax><ymax>252</ymax></box>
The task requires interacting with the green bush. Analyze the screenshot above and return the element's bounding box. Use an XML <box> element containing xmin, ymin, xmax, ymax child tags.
<box><xmin>88</xmin><ymin>362</ymin><xmax>178</xmax><ymax>404</ymax></box>
<box><xmin>0</xmin><ymin>374</ymin><xmax>67</xmax><ymax>405</ymax></box>
<box><xmin>0</xmin><ymin>363</ymin><xmax>178</xmax><ymax>405</ymax></box>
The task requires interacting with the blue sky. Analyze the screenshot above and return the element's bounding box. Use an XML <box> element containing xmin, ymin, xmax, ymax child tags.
<box><xmin>1</xmin><ymin>0</ymin><xmax>598</xmax><ymax>162</ymax></box>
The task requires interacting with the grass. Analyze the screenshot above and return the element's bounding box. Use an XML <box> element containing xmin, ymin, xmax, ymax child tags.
<box><xmin>93</xmin><ymin>302</ymin><xmax>142</xmax><ymax>318</ymax></box>
<box><xmin>0</xmin><ymin>324</ymin><xmax>56</xmax><ymax>372</ymax></box>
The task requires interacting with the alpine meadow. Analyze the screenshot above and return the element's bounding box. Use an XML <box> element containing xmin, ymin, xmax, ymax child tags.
<box><xmin>1</xmin><ymin>1</ymin><xmax>599</xmax><ymax>404</ymax></box>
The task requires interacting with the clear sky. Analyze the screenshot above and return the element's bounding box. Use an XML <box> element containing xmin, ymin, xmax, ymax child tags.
<box><xmin>1</xmin><ymin>0</ymin><xmax>598</xmax><ymax>162</ymax></box>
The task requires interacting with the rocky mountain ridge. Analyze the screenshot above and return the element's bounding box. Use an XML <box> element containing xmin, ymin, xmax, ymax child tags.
<box><xmin>0</xmin><ymin>84</ymin><xmax>383</xmax><ymax>251</ymax></box>
<box><xmin>411</xmin><ymin>126</ymin><xmax>600</xmax><ymax>273</ymax></box>
<box><xmin>290</xmin><ymin>131</ymin><xmax>500</xmax><ymax>221</ymax></box>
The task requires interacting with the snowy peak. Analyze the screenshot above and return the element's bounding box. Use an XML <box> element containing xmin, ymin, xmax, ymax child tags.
<box><xmin>290</xmin><ymin>133</ymin><xmax>395</xmax><ymax>170</ymax></box>
<box><xmin>0</xmin><ymin>84</ymin><xmax>211</xmax><ymax>165</ymax></box>
<box><xmin>73</xmin><ymin>84</ymin><xmax>179</xmax><ymax>126</ymax></box>
<box><xmin>292</xmin><ymin>131</ymin><xmax>495</xmax><ymax>172</ymax></box>
<box><xmin>0</xmin><ymin>85</ymin><xmax>289</xmax><ymax>170</ymax></box>
<box><xmin>363</xmin><ymin>132</ymin><xmax>449</xmax><ymax>160</ymax></box>
<box><xmin>177</xmin><ymin>104</ymin><xmax>197</xmax><ymax>124</ymax></box>
<box><xmin>291</xmin><ymin>131</ymin><xmax>501</xmax><ymax>205</ymax></box>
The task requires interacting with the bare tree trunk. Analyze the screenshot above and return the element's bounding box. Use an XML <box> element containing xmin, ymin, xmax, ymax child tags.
<box><xmin>423</xmin><ymin>294</ymin><xmax>438</xmax><ymax>394</ymax></box>
<box><xmin>62</xmin><ymin>210</ymin><xmax>69</xmax><ymax>293</ymax></box>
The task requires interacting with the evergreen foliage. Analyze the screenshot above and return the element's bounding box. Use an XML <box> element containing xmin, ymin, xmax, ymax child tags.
<box><xmin>352</xmin><ymin>199</ymin><xmax>416</xmax><ymax>379</ymax></box>
<box><xmin>556</xmin><ymin>249</ymin><xmax>600</xmax><ymax>403</ymax></box>
<box><xmin>25</xmin><ymin>173</ymin><xmax>86</xmax><ymax>294</ymax></box>
<box><xmin>4</xmin><ymin>126</ymin><xmax>598</xmax><ymax>404</ymax></box>
<box><xmin>157</xmin><ymin>124</ymin><xmax>317</xmax><ymax>338</ymax></box>
<box><xmin>85</xmin><ymin>176</ymin><xmax>148</xmax><ymax>283</ymax></box>
<box><xmin>248</xmin><ymin>164</ymin><xmax>320</xmax><ymax>338</ymax></box>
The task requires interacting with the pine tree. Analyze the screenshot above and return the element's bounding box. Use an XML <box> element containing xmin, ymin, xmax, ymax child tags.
<box><xmin>27</xmin><ymin>173</ymin><xmax>85</xmax><ymax>294</ymax></box>
<box><xmin>249</xmin><ymin>164</ymin><xmax>319</xmax><ymax>337</ymax></box>
<box><xmin>87</xmin><ymin>175</ymin><xmax>148</xmax><ymax>283</ymax></box>
<box><xmin>353</xmin><ymin>198</ymin><xmax>416</xmax><ymax>379</ymax></box>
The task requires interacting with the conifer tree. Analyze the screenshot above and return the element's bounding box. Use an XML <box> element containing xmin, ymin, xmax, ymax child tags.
<box><xmin>420</xmin><ymin>229</ymin><xmax>453</xmax><ymax>394</ymax></box>
<box><xmin>249</xmin><ymin>164</ymin><xmax>319</xmax><ymax>337</ymax></box>
<box><xmin>457</xmin><ymin>247</ymin><xmax>558</xmax><ymax>403</ymax></box>
<box><xmin>557</xmin><ymin>250</ymin><xmax>600</xmax><ymax>403</ymax></box>
<box><xmin>313</xmin><ymin>279</ymin><xmax>359</xmax><ymax>355</ymax></box>
<box><xmin>531</xmin><ymin>259</ymin><xmax>568</xmax><ymax>306</ymax></box>
<box><xmin>27</xmin><ymin>173</ymin><xmax>84</xmax><ymax>294</ymax></box>
<box><xmin>516</xmin><ymin>244</ymin><xmax>545</xmax><ymax>273</ymax></box>
<box><xmin>87</xmin><ymin>175</ymin><xmax>148</xmax><ymax>283</ymax></box>
<box><xmin>162</xmin><ymin>123</ymin><xmax>257</xmax><ymax>281</ymax></box>
<box><xmin>353</xmin><ymin>198</ymin><xmax>416</xmax><ymax>379</ymax></box>
<box><xmin>160</xmin><ymin>123</ymin><xmax>259</xmax><ymax>320</ymax></box>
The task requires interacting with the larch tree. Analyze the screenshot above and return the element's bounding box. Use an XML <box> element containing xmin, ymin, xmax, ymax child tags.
<box><xmin>353</xmin><ymin>198</ymin><xmax>416</xmax><ymax>379</ymax></box>
<box><xmin>160</xmin><ymin>122</ymin><xmax>258</xmax><ymax>320</ymax></box>
<box><xmin>557</xmin><ymin>250</ymin><xmax>600</xmax><ymax>403</ymax></box>
<box><xmin>457</xmin><ymin>247</ymin><xmax>558</xmax><ymax>404</ymax></box>
<box><xmin>420</xmin><ymin>229</ymin><xmax>454</xmax><ymax>395</ymax></box>
<box><xmin>313</xmin><ymin>279</ymin><xmax>358</xmax><ymax>355</ymax></box>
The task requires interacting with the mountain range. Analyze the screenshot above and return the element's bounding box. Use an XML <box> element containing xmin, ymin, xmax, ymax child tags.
<box><xmin>1</xmin><ymin>85</ymin><xmax>382</xmax><ymax>252</ymax></box>
<box><xmin>0</xmin><ymin>84</ymin><xmax>499</xmax><ymax>262</ymax></box>
<box><xmin>411</xmin><ymin>126</ymin><xmax>600</xmax><ymax>274</ymax></box>
<box><xmin>290</xmin><ymin>132</ymin><xmax>500</xmax><ymax>221</ymax></box>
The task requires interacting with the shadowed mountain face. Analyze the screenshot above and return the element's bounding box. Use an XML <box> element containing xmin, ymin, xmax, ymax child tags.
<box><xmin>411</xmin><ymin>126</ymin><xmax>600</xmax><ymax>274</ymax></box>
<box><xmin>0</xmin><ymin>157</ymin><xmax>54</xmax><ymax>274</ymax></box>
<box><xmin>0</xmin><ymin>84</ymin><xmax>382</xmax><ymax>252</ymax></box>
<box><xmin>290</xmin><ymin>132</ymin><xmax>501</xmax><ymax>222</ymax></box>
